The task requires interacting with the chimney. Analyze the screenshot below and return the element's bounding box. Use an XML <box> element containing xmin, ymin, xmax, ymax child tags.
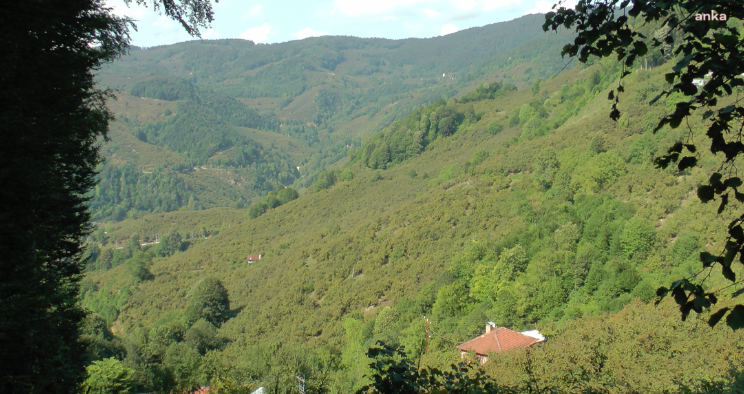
<box><xmin>485</xmin><ymin>321</ymin><xmax>496</xmax><ymax>334</ymax></box>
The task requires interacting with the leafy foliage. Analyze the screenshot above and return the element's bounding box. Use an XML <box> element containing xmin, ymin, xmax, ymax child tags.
<box><xmin>82</xmin><ymin>358</ymin><xmax>136</xmax><ymax>394</ymax></box>
<box><xmin>354</xmin><ymin>98</ymin><xmax>482</xmax><ymax>170</ymax></box>
<box><xmin>544</xmin><ymin>0</ymin><xmax>744</xmax><ymax>326</ymax></box>
<box><xmin>90</xmin><ymin>164</ymin><xmax>191</xmax><ymax>221</ymax></box>
<box><xmin>0</xmin><ymin>1</ymin><xmax>133</xmax><ymax>392</ymax></box>
<box><xmin>184</xmin><ymin>277</ymin><xmax>231</xmax><ymax>327</ymax></box>
<box><xmin>248</xmin><ymin>186</ymin><xmax>299</xmax><ymax>219</ymax></box>
<box><xmin>130</xmin><ymin>77</ymin><xmax>197</xmax><ymax>101</ymax></box>
<box><xmin>357</xmin><ymin>342</ymin><xmax>511</xmax><ymax>394</ymax></box>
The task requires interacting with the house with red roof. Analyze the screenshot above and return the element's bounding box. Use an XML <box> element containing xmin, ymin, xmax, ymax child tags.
<box><xmin>247</xmin><ymin>254</ymin><xmax>262</xmax><ymax>262</ymax></box>
<box><xmin>185</xmin><ymin>387</ymin><xmax>211</xmax><ymax>394</ymax></box>
<box><xmin>456</xmin><ymin>323</ymin><xmax>545</xmax><ymax>364</ymax></box>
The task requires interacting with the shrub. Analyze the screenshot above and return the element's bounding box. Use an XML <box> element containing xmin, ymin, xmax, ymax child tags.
<box><xmin>486</xmin><ymin>121</ymin><xmax>503</xmax><ymax>134</ymax></box>
<box><xmin>340</xmin><ymin>169</ymin><xmax>355</xmax><ymax>181</ymax></box>
<box><xmin>368</xmin><ymin>171</ymin><xmax>383</xmax><ymax>182</ymax></box>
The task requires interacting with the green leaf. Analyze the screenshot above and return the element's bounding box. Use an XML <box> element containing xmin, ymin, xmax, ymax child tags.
<box><xmin>633</xmin><ymin>41</ymin><xmax>648</xmax><ymax>56</ymax></box>
<box><xmin>726</xmin><ymin>178</ymin><xmax>743</xmax><ymax>188</ymax></box>
<box><xmin>669</xmin><ymin>142</ymin><xmax>684</xmax><ymax>153</ymax></box>
<box><xmin>730</xmin><ymin>225</ymin><xmax>744</xmax><ymax>241</ymax></box>
<box><xmin>670</xmin><ymin>115</ymin><xmax>683</xmax><ymax>129</ymax></box>
<box><xmin>722</xmin><ymin>265</ymin><xmax>736</xmax><ymax>282</ymax></box>
<box><xmin>714</xmin><ymin>34</ymin><xmax>738</xmax><ymax>46</ymax></box>
<box><xmin>692</xmin><ymin>296</ymin><xmax>711</xmax><ymax>313</ymax></box>
<box><xmin>672</xmin><ymin>54</ymin><xmax>693</xmax><ymax>73</ymax></box>
<box><xmin>726</xmin><ymin>305</ymin><xmax>744</xmax><ymax>330</ymax></box>
<box><xmin>677</xmin><ymin>156</ymin><xmax>697</xmax><ymax>171</ymax></box>
<box><xmin>718</xmin><ymin>193</ymin><xmax>729</xmax><ymax>214</ymax></box>
<box><xmin>709</xmin><ymin>307</ymin><xmax>729</xmax><ymax>327</ymax></box>
<box><xmin>672</xmin><ymin>287</ymin><xmax>688</xmax><ymax>305</ymax></box>
<box><xmin>680</xmin><ymin>303</ymin><xmax>693</xmax><ymax>320</ymax></box>
<box><xmin>711</xmin><ymin>173</ymin><xmax>723</xmax><ymax>184</ymax></box>
<box><xmin>701</xmin><ymin>252</ymin><xmax>718</xmax><ymax>264</ymax></box>
<box><xmin>698</xmin><ymin>185</ymin><xmax>715</xmax><ymax>202</ymax></box>
<box><xmin>721</xmin><ymin>105</ymin><xmax>735</xmax><ymax>114</ymax></box>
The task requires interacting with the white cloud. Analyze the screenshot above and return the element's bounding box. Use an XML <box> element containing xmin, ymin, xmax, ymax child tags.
<box><xmin>292</xmin><ymin>27</ymin><xmax>327</xmax><ymax>40</ymax></box>
<box><xmin>440</xmin><ymin>23</ymin><xmax>459</xmax><ymax>35</ymax></box>
<box><xmin>240</xmin><ymin>23</ymin><xmax>272</xmax><ymax>43</ymax></box>
<box><xmin>153</xmin><ymin>15</ymin><xmax>174</xmax><ymax>28</ymax></box>
<box><xmin>246</xmin><ymin>4</ymin><xmax>262</xmax><ymax>17</ymax></box>
<box><xmin>452</xmin><ymin>0</ymin><xmax>478</xmax><ymax>10</ymax></box>
<box><xmin>334</xmin><ymin>0</ymin><xmax>433</xmax><ymax>17</ymax></box>
<box><xmin>107</xmin><ymin>0</ymin><xmax>146</xmax><ymax>18</ymax></box>
<box><xmin>422</xmin><ymin>8</ymin><xmax>440</xmax><ymax>18</ymax></box>
<box><xmin>525</xmin><ymin>0</ymin><xmax>575</xmax><ymax>14</ymax></box>
<box><xmin>482</xmin><ymin>0</ymin><xmax>523</xmax><ymax>11</ymax></box>
<box><xmin>203</xmin><ymin>28</ymin><xmax>220</xmax><ymax>39</ymax></box>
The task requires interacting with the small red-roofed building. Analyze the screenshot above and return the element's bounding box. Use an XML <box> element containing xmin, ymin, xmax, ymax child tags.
<box><xmin>456</xmin><ymin>323</ymin><xmax>544</xmax><ymax>364</ymax></box>
<box><xmin>247</xmin><ymin>254</ymin><xmax>262</xmax><ymax>262</ymax></box>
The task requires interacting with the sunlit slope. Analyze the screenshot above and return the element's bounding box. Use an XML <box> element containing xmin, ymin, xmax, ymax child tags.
<box><xmin>91</xmin><ymin>60</ymin><xmax>741</xmax><ymax>353</ymax></box>
<box><xmin>91</xmin><ymin>16</ymin><xmax>577</xmax><ymax>224</ymax></box>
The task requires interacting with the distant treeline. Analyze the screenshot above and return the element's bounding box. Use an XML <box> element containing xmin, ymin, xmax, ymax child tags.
<box><xmin>248</xmin><ymin>186</ymin><xmax>300</xmax><ymax>219</ymax></box>
<box><xmin>90</xmin><ymin>164</ymin><xmax>190</xmax><ymax>222</ymax></box>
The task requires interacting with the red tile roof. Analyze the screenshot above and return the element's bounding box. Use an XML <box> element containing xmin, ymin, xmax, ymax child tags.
<box><xmin>247</xmin><ymin>254</ymin><xmax>261</xmax><ymax>261</ymax></box>
<box><xmin>182</xmin><ymin>387</ymin><xmax>211</xmax><ymax>394</ymax></box>
<box><xmin>457</xmin><ymin>326</ymin><xmax>540</xmax><ymax>356</ymax></box>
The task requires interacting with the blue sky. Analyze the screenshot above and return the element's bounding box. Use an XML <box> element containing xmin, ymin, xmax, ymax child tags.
<box><xmin>106</xmin><ymin>0</ymin><xmax>574</xmax><ymax>47</ymax></box>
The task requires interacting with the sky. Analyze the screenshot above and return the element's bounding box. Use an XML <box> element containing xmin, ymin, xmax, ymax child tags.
<box><xmin>106</xmin><ymin>0</ymin><xmax>575</xmax><ymax>47</ymax></box>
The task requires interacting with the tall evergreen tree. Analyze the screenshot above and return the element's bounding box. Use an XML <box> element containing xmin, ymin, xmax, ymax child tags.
<box><xmin>0</xmin><ymin>1</ymin><xmax>214</xmax><ymax>392</ymax></box>
<box><xmin>0</xmin><ymin>3</ymin><xmax>128</xmax><ymax>392</ymax></box>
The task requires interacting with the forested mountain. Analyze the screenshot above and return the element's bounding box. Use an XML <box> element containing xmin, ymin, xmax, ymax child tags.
<box><xmin>92</xmin><ymin>14</ymin><xmax>575</xmax><ymax>223</ymax></box>
<box><xmin>80</xmin><ymin>13</ymin><xmax>744</xmax><ymax>394</ymax></box>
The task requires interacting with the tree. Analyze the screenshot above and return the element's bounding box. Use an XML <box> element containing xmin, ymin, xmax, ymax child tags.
<box><xmin>80</xmin><ymin>314</ymin><xmax>125</xmax><ymax>363</ymax></box>
<box><xmin>0</xmin><ymin>1</ymin><xmax>215</xmax><ymax>392</ymax></box>
<box><xmin>356</xmin><ymin>342</ymin><xmax>508</xmax><ymax>394</ymax></box>
<box><xmin>185</xmin><ymin>277</ymin><xmax>231</xmax><ymax>327</ymax></box>
<box><xmin>543</xmin><ymin>0</ymin><xmax>744</xmax><ymax>327</ymax></box>
<box><xmin>156</xmin><ymin>228</ymin><xmax>182</xmax><ymax>257</ymax></box>
<box><xmin>373</xmin><ymin>306</ymin><xmax>400</xmax><ymax>336</ymax></box>
<box><xmin>533</xmin><ymin>147</ymin><xmax>560</xmax><ymax>189</ymax></box>
<box><xmin>0</xmin><ymin>3</ymin><xmax>128</xmax><ymax>392</ymax></box>
<box><xmin>121</xmin><ymin>0</ymin><xmax>216</xmax><ymax>37</ymax></box>
<box><xmin>81</xmin><ymin>358</ymin><xmax>136</xmax><ymax>394</ymax></box>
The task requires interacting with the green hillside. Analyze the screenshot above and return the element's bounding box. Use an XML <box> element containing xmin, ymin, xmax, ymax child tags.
<box><xmin>91</xmin><ymin>15</ymin><xmax>576</xmax><ymax>223</ymax></box>
<box><xmin>79</xmin><ymin>13</ymin><xmax>744</xmax><ymax>394</ymax></box>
